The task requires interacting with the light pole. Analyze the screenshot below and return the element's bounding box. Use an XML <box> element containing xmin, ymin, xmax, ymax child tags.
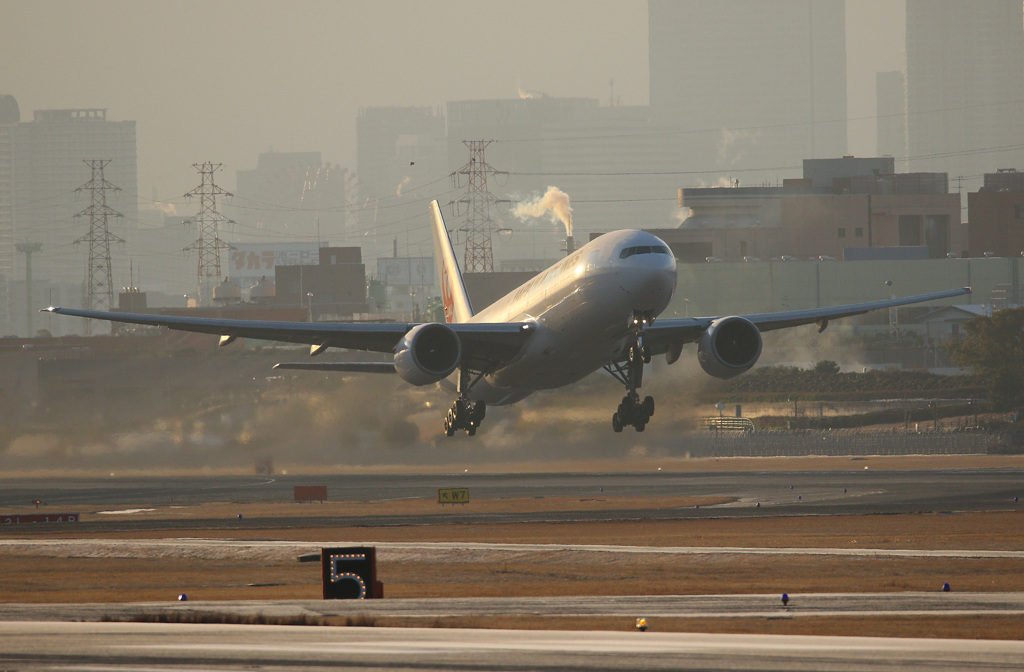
<box><xmin>886</xmin><ymin>279</ymin><xmax>898</xmax><ymax>341</ymax></box>
<box><xmin>16</xmin><ymin>242</ymin><xmax>42</xmax><ymax>337</ymax></box>
<box><xmin>306</xmin><ymin>292</ymin><xmax>314</xmax><ymax>322</ymax></box>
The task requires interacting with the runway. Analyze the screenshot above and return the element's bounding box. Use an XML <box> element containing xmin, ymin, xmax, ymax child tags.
<box><xmin>2</xmin><ymin>467</ymin><xmax>1022</xmax><ymax>669</ymax></box>
<box><xmin>3</xmin><ymin>620</ymin><xmax>1024</xmax><ymax>671</ymax></box>
<box><xmin>2</xmin><ymin>591</ymin><xmax>1024</xmax><ymax>622</ymax></box>
<box><xmin>1</xmin><ymin>467</ymin><xmax>1021</xmax><ymax>531</ymax></box>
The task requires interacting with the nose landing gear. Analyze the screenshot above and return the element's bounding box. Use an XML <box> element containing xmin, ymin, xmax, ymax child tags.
<box><xmin>606</xmin><ymin>310</ymin><xmax>657</xmax><ymax>433</ymax></box>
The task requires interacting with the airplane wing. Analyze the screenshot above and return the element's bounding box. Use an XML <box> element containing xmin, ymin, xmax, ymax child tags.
<box><xmin>273</xmin><ymin>362</ymin><xmax>396</xmax><ymax>373</ymax></box>
<box><xmin>643</xmin><ymin>287</ymin><xmax>972</xmax><ymax>355</ymax></box>
<box><xmin>42</xmin><ymin>307</ymin><xmax>532</xmax><ymax>372</ymax></box>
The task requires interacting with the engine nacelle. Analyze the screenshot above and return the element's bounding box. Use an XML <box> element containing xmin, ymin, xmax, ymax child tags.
<box><xmin>697</xmin><ymin>316</ymin><xmax>763</xmax><ymax>379</ymax></box>
<box><xmin>394</xmin><ymin>323</ymin><xmax>462</xmax><ymax>386</ymax></box>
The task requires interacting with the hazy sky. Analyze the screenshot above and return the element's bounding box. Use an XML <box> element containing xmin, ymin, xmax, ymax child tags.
<box><xmin>3</xmin><ymin>0</ymin><xmax>904</xmax><ymax>205</ymax></box>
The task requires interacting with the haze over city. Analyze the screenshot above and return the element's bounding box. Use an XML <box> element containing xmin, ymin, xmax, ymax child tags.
<box><xmin>3</xmin><ymin>0</ymin><xmax>1021</xmax><ymax>344</ymax></box>
<box><xmin>4</xmin><ymin>0</ymin><xmax>903</xmax><ymax>200</ymax></box>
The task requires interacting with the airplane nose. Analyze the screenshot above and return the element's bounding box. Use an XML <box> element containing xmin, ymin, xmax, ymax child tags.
<box><xmin>633</xmin><ymin>265</ymin><xmax>676</xmax><ymax>312</ymax></box>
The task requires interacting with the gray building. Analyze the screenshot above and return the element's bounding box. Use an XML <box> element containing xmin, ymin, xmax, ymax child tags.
<box><xmin>906</xmin><ymin>0</ymin><xmax>1024</xmax><ymax>192</ymax></box>
<box><xmin>876</xmin><ymin>71</ymin><xmax>907</xmax><ymax>167</ymax></box>
<box><xmin>0</xmin><ymin>98</ymin><xmax>137</xmax><ymax>335</ymax></box>
<box><xmin>648</xmin><ymin>0</ymin><xmax>848</xmax><ymax>174</ymax></box>
<box><xmin>231</xmin><ymin>151</ymin><xmax>348</xmax><ymax>244</ymax></box>
<box><xmin>355</xmin><ymin>106</ymin><xmax>447</xmax><ymax>263</ymax></box>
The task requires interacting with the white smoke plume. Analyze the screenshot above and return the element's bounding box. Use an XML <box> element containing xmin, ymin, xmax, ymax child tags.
<box><xmin>673</xmin><ymin>207</ymin><xmax>692</xmax><ymax>225</ymax></box>
<box><xmin>396</xmin><ymin>176</ymin><xmax>411</xmax><ymax>197</ymax></box>
<box><xmin>513</xmin><ymin>186</ymin><xmax>573</xmax><ymax>237</ymax></box>
<box><xmin>717</xmin><ymin>127</ymin><xmax>761</xmax><ymax>166</ymax></box>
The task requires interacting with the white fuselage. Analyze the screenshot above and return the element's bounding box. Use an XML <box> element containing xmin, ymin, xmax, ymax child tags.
<box><xmin>458</xmin><ymin>230</ymin><xmax>677</xmax><ymax>405</ymax></box>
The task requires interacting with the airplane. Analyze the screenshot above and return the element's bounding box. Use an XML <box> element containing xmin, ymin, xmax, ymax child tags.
<box><xmin>46</xmin><ymin>200</ymin><xmax>971</xmax><ymax>436</ymax></box>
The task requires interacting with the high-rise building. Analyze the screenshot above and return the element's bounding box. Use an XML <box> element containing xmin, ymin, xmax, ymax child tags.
<box><xmin>648</xmin><ymin>0</ymin><xmax>848</xmax><ymax>174</ymax></box>
<box><xmin>906</xmin><ymin>0</ymin><xmax>1024</xmax><ymax>192</ymax></box>
<box><xmin>355</xmin><ymin>106</ymin><xmax>447</xmax><ymax>262</ymax></box>
<box><xmin>0</xmin><ymin>98</ymin><xmax>137</xmax><ymax>334</ymax></box>
<box><xmin>232</xmin><ymin>151</ymin><xmax>348</xmax><ymax>244</ymax></box>
<box><xmin>876</xmin><ymin>71</ymin><xmax>907</xmax><ymax>168</ymax></box>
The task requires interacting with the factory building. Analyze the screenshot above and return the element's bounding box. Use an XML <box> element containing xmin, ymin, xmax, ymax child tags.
<box><xmin>273</xmin><ymin>246</ymin><xmax>368</xmax><ymax>320</ymax></box>
<box><xmin>967</xmin><ymin>169</ymin><xmax>1024</xmax><ymax>258</ymax></box>
<box><xmin>653</xmin><ymin>156</ymin><xmax>964</xmax><ymax>263</ymax></box>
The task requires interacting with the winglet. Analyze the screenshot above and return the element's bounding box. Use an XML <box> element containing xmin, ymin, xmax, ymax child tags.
<box><xmin>429</xmin><ymin>200</ymin><xmax>474</xmax><ymax>324</ymax></box>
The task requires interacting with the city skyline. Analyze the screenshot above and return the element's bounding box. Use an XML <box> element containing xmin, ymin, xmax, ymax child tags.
<box><xmin>3</xmin><ymin>0</ymin><xmax>905</xmax><ymax>204</ymax></box>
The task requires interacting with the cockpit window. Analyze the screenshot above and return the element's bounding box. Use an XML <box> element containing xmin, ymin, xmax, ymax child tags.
<box><xmin>619</xmin><ymin>245</ymin><xmax>671</xmax><ymax>259</ymax></box>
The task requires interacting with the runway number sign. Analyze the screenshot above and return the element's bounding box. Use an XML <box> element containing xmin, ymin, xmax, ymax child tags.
<box><xmin>1</xmin><ymin>513</ymin><xmax>79</xmax><ymax>525</ymax></box>
<box><xmin>321</xmin><ymin>546</ymin><xmax>382</xmax><ymax>599</ymax></box>
<box><xmin>437</xmin><ymin>488</ymin><xmax>469</xmax><ymax>505</ymax></box>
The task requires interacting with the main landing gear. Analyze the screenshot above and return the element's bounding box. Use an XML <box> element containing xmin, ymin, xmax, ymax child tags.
<box><xmin>443</xmin><ymin>367</ymin><xmax>486</xmax><ymax>437</ymax></box>
<box><xmin>443</xmin><ymin>397</ymin><xmax>486</xmax><ymax>437</ymax></box>
<box><xmin>605</xmin><ymin>310</ymin><xmax>657</xmax><ymax>433</ymax></box>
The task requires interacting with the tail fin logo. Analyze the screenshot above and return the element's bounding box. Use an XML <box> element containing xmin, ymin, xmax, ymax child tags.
<box><xmin>441</xmin><ymin>265</ymin><xmax>454</xmax><ymax>323</ymax></box>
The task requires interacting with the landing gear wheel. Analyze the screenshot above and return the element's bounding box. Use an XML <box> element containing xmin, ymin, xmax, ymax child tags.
<box><xmin>442</xmin><ymin>395</ymin><xmax>486</xmax><ymax>437</ymax></box>
<box><xmin>635</xmin><ymin>422</ymin><xmax>646</xmax><ymax>433</ymax></box>
<box><xmin>612</xmin><ymin>413</ymin><xmax>623</xmax><ymax>433</ymax></box>
<box><xmin>643</xmin><ymin>396</ymin><xmax>655</xmax><ymax>418</ymax></box>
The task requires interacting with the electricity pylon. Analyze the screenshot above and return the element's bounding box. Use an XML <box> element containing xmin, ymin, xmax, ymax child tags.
<box><xmin>183</xmin><ymin>162</ymin><xmax>234</xmax><ymax>306</ymax></box>
<box><xmin>451</xmin><ymin>140</ymin><xmax>509</xmax><ymax>273</ymax></box>
<box><xmin>74</xmin><ymin>159</ymin><xmax>124</xmax><ymax>335</ymax></box>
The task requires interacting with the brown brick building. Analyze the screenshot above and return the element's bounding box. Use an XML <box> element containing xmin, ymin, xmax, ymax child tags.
<box><xmin>967</xmin><ymin>169</ymin><xmax>1024</xmax><ymax>258</ymax></box>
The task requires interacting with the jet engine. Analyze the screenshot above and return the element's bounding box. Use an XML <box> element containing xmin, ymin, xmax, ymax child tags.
<box><xmin>696</xmin><ymin>316</ymin><xmax>763</xmax><ymax>379</ymax></box>
<box><xmin>394</xmin><ymin>323</ymin><xmax>462</xmax><ymax>386</ymax></box>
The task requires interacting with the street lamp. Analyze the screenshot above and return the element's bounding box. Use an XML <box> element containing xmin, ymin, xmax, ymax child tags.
<box><xmin>885</xmin><ymin>280</ymin><xmax>898</xmax><ymax>341</ymax></box>
<box><xmin>16</xmin><ymin>242</ymin><xmax>42</xmax><ymax>337</ymax></box>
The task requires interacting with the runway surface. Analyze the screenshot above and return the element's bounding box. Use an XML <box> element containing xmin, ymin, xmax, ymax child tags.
<box><xmin>2</xmin><ymin>467</ymin><xmax>1022</xmax><ymax>669</ymax></box>
<box><xmin>1</xmin><ymin>468</ymin><xmax>1021</xmax><ymax>530</ymax></box>
<box><xmin>3</xmin><ymin>621</ymin><xmax>1024</xmax><ymax>671</ymax></box>
<box><xmin>4</xmin><ymin>537</ymin><xmax>1024</xmax><ymax>559</ymax></box>
<box><xmin>2</xmin><ymin>591</ymin><xmax>1024</xmax><ymax>623</ymax></box>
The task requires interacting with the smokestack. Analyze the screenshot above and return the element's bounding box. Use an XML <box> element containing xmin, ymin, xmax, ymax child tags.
<box><xmin>564</xmin><ymin>235</ymin><xmax>575</xmax><ymax>257</ymax></box>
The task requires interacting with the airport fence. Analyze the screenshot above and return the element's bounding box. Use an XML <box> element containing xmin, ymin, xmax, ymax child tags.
<box><xmin>676</xmin><ymin>429</ymin><xmax>993</xmax><ymax>458</ymax></box>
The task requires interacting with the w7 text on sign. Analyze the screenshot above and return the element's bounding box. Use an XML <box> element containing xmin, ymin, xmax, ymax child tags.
<box><xmin>437</xmin><ymin>488</ymin><xmax>469</xmax><ymax>505</ymax></box>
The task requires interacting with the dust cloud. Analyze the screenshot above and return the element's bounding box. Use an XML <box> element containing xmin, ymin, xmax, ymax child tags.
<box><xmin>0</xmin><ymin>350</ymin><xmax>722</xmax><ymax>475</ymax></box>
